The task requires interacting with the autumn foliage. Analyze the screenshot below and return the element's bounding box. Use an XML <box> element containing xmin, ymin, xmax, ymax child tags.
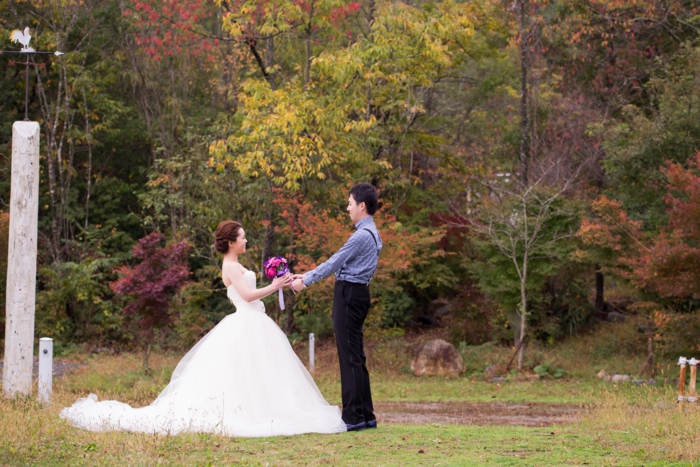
<box><xmin>274</xmin><ymin>190</ymin><xmax>445</xmax><ymax>327</ymax></box>
<box><xmin>111</xmin><ymin>233</ymin><xmax>191</xmax><ymax>345</ymax></box>
<box><xmin>581</xmin><ymin>152</ymin><xmax>700</xmax><ymax>299</ymax></box>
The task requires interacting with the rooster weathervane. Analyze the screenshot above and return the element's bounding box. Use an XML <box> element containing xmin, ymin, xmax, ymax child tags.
<box><xmin>2</xmin><ymin>27</ymin><xmax>64</xmax><ymax>121</ymax></box>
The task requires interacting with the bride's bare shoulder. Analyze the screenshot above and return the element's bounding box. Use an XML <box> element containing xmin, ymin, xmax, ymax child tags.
<box><xmin>222</xmin><ymin>260</ymin><xmax>247</xmax><ymax>275</ymax></box>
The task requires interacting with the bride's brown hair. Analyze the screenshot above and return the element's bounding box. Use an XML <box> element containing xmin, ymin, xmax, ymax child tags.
<box><xmin>214</xmin><ymin>220</ymin><xmax>243</xmax><ymax>254</ymax></box>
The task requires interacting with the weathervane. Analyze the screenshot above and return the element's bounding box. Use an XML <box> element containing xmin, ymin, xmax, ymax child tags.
<box><xmin>1</xmin><ymin>27</ymin><xmax>64</xmax><ymax>121</ymax></box>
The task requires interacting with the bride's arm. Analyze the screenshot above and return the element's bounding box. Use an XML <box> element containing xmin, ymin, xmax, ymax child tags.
<box><xmin>224</xmin><ymin>263</ymin><xmax>290</xmax><ymax>303</ymax></box>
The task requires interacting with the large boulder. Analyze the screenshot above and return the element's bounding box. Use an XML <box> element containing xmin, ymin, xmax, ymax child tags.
<box><xmin>410</xmin><ymin>339</ymin><xmax>464</xmax><ymax>377</ymax></box>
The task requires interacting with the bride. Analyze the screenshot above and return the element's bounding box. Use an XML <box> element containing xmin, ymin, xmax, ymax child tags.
<box><xmin>60</xmin><ymin>220</ymin><xmax>346</xmax><ymax>437</ymax></box>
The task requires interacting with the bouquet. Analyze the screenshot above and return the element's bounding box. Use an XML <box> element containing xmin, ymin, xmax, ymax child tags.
<box><xmin>264</xmin><ymin>256</ymin><xmax>291</xmax><ymax>310</ymax></box>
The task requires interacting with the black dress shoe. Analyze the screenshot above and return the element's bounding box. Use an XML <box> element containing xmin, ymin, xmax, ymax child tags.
<box><xmin>345</xmin><ymin>422</ymin><xmax>366</xmax><ymax>432</ymax></box>
<box><xmin>365</xmin><ymin>420</ymin><xmax>377</xmax><ymax>429</ymax></box>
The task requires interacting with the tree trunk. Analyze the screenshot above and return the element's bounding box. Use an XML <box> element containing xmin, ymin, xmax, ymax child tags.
<box><xmin>595</xmin><ymin>264</ymin><xmax>605</xmax><ymax>318</ymax></box>
<box><xmin>518</xmin><ymin>280</ymin><xmax>527</xmax><ymax>371</ymax></box>
<box><xmin>265</xmin><ymin>36</ymin><xmax>275</xmax><ymax>88</ymax></box>
<box><xmin>304</xmin><ymin>1</ymin><xmax>315</xmax><ymax>90</ymax></box>
<box><xmin>640</xmin><ymin>335</ymin><xmax>654</xmax><ymax>377</ymax></box>
<box><xmin>83</xmin><ymin>88</ymin><xmax>93</xmax><ymax>236</ymax></box>
<box><xmin>284</xmin><ymin>298</ymin><xmax>295</xmax><ymax>334</ymax></box>
<box><xmin>519</xmin><ymin>0</ymin><xmax>529</xmax><ymax>185</ymax></box>
<box><xmin>143</xmin><ymin>341</ymin><xmax>151</xmax><ymax>370</ymax></box>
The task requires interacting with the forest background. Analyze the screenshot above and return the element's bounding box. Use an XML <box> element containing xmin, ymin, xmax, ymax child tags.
<box><xmin>1</xmin><ymin>0</ymin><xmax>699</xmax><ymax>373</ymax></box>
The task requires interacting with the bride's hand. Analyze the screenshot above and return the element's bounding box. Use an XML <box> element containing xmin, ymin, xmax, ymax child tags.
<box><xmin>272</xmin><ymin>273</ymin><xmax>291</xmax><ymax>290</ymax></box>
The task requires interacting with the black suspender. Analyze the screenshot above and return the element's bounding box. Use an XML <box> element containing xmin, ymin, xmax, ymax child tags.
<box><xmin>336</xmin><ymin>228</ymin><xmax>380</xmax><ymax>283</ymax></box>
<box><xmin>362</xmin><ymin>228</ymin><xmax>379</xmax><ymax>285</ymax></box>
<box><xmin>363</xmin><ymin>228</ymin><xmax>378</xmax><ymax>249</ymax></box>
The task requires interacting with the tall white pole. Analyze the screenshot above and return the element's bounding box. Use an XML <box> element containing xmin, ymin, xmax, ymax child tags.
<box><xmin>38</xmin><ymin>338</ymin><xmax>53</xmax><ymax>405</ymax></box>
<box><xmin>309</xmin><ymin>333</ymin><xmax>315</xmax><ymax>374</ymax></box>
<box><xmin>3</xmin><ymin>121</ymin><xmax>40</xmax><ymax>398</ymax></box>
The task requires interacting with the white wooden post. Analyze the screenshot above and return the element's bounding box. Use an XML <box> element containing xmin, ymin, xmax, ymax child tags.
<box><xmin>309</xmin><ymin>333</ymin><xmax>315</xmax><ymax>374</ymax></box>
<box><xmin>3</xmin><ymin>121</ymin><xmax>40</xmax><ymax>398</ymax></box>
<box><xmin>38</xmin><ymin>338</ymin><xmax>53</xmax><ymax>405</ymax></box>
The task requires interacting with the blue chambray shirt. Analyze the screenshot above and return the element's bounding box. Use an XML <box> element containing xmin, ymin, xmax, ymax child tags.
<box><xmin>302</xmin><ymin>216</ymin><xmax>382</xmax><ymax>286</ymax></box>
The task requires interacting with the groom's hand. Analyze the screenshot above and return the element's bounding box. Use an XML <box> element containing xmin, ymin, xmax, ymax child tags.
<box><xmin>291</xmin><ymin>278</ymin><xmax>306</xmax><ymax>292</ymax></box>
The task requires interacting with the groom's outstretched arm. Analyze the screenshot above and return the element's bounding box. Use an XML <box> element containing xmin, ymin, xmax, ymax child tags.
<box><xmin>298</xmin><ymin>232</ymin><xmax>366</xmax><ymax>288</ymax></box>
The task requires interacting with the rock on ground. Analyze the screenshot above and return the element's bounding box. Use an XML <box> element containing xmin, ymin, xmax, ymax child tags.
<box><xmin>611</xmin><ymin>374</ymin><xmax>631</xmax><ymax>383</ymax></box>
<box><xmin>484</xmin><ymin>365</ymin><xmax>500</xmax><ymax>381</ymax></box>
<box><xmin>410</xmin><ymin>339</ymin><xmax>464</xmax><ymax>377</ymax></box>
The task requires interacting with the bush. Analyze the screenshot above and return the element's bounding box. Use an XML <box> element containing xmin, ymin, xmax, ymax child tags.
<box><xmin>533</xmin><ymin>363</ymin><xmax>565</xmax><ymax>379</ymax></box>
<box><xmin>590</xmin><ymin>318</ymin><xmax>648</xmax><ymax>360</ymax></box>
<box><xmin>378</xmin><ymin>287</ymin><xmax>415</xmax><ymax>327</ymax></box>
<box><xmin>448</xmin><ymin>282</ymin><xmax>497</xmax><ymax>346</ymax></box>
<box><xmin>172</xmin><ymin>282</ymin><xmax>213</xmax><ymax>349</ymax></box>
<box><xmin>654</xmin><ymin>310</ymin><xmax>700</xmax><ymax>357</ymax></box>
<box><xmin>35</xmin><ymin>258</ymin><xmax>123</xmax><ymax>345</ymax></box>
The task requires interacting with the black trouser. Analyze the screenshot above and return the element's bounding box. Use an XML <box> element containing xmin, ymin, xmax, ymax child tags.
<box><xmin>333</xmin><ymin>280</ymin><xmax>375</xmax><ymax>425</ymax></box>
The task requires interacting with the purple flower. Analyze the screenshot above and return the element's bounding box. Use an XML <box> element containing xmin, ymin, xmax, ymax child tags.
<box><xmin>264</xmin><ymin>256</ymin><xmax>290</xmax><ymax>279</ymax></box>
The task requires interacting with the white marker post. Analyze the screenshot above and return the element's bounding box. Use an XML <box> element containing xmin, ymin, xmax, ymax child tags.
<box><xmin>3</xmin><ymin>121</ymin><xmax>40</xmax><ymax>398</ymax></box>
<box><xmin>38</xmin><ymin>338</ymin><xmax>53</xmax><ymax>405</ymax></box>
<box><xmin>309</xmin><ymin>333</ymin><xmax>315</xmax><ymax>374</ymax></box>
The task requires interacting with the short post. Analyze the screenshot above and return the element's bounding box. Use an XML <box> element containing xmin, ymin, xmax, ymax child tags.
<box><xmin>38</xmin><ymin>338</ymin><xmax>53</xmax><ymax>405</ymax></box>
<box><xmin>678</xmin><ymin>356</ymin><xmax>688</xmax><ymax>402</ymax></box>
<box><xmin>688</xmin><ymin>358</ymin><xmax>698</xmax><ymax>403</ymax></box>
<box><xmin>309</xmin><ymin>333</ymin><xmax>315</xmax><ymax>374</ymax></box>
<box><xmin>3</xmin><ymin>121</ymin><xmax>40</xmax><ymax>398</ymax></box>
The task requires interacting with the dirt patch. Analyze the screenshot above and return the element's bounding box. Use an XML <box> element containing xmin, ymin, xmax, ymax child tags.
<box><xmin>375</xmin><ymin>401</ymin><xmax>581</xmax><ymax>427</ymax></box>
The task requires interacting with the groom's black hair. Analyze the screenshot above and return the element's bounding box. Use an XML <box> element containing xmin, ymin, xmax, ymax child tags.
<box><xmin>349</xmin><ymin>183</ymin><xmax>378</xmax><ymax>215</ymax></box>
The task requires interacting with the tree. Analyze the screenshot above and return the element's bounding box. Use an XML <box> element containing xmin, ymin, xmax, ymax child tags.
<box><xmin>456</xmin><ymin>166</ymin><xmax>580</xmax><ymax>371</ymax></box>
<box><xmin>578</xmin><ymin>153</ymin><xmax>700</xmax><ymax>373</ymax></box>
<box><xmin>111</xmin><ymin>232</ymin><xmax>190</xmax><ymax>368</ymax></box>
<box><xmin>210</xmin><ymin>0</ymin><xmax>479</xmax><ymax>190</ymax></box>
<box><xmin>630</xmin><ymin>153</ymin><xmax>700</xmax><ymax>299</ymax></box>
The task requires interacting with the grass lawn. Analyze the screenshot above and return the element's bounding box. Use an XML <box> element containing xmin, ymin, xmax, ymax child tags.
<box><xmin>1</xmin><ymin>325</ymin><xmax>698</xmax><ymax>466</ymax></box>
<box><xmin>0</xmin><ymin>420</ymin><xmax>678</xmax><ymax>466</ymax></box>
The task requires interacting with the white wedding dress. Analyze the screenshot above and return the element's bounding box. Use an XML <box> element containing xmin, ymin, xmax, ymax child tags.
<box><xmin>60</xmin><ymin>269</ymin><xmax>346</xmax><ymax>437</ymax></box>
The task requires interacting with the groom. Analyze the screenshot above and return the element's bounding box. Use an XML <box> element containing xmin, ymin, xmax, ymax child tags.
<box><xmin>291</xmin><ymin>183</ymin><xmax>382</xmax><ymax>432</ymax></box>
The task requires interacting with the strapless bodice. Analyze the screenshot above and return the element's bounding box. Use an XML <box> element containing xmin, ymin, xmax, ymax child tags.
<box><xmin>227</xmin><ymin>270</ymin><xmax>265</xmax><ymax>313</ymax></box>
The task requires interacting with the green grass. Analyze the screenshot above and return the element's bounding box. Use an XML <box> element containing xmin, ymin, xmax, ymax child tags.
<box><xmin>1</xmin><ymin>422</ymin><xmax>680</xmax><ymax>466</ymax></box>
<box><xmin>317</xmin><ymin>372</ymin><xmax>663</xmax><ymax>404</ymax></box>
<box><xmin>1</xmin><ymin>324</ymin><xmax>697</xmax><ymax>466</ymax></box>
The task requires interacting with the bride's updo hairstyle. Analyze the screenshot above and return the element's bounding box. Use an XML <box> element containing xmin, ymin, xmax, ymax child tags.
<box><xmin>215</xmin><ymin>220</ymin><xmax>242</xmax><ymax>254</ymax></box>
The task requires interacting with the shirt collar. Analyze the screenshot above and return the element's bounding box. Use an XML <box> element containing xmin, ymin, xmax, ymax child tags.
<box><xmin>354</xmin><ymin>216</ymin><xmax>373</xmax><ymax>230</ymax></box>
